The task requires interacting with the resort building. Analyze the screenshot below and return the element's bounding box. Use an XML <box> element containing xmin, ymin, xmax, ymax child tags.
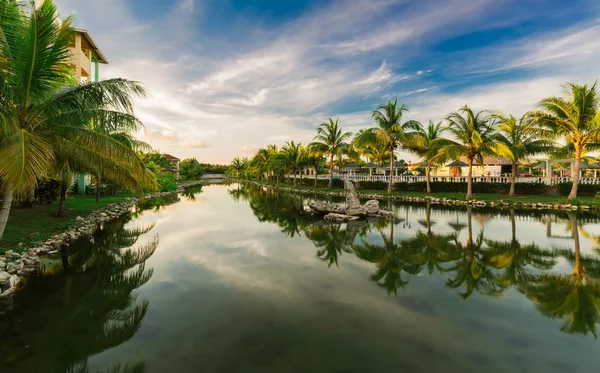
<box><xmin>68</xmin><ymin>29</ymin><xmax>108</xmax><ymax>83</ymax></box>
<box><xmin>70</xmin><ymin>29</ymin><xmax>109</xmax><ymax>194</ymax></box>
<box><xmin>163</xmin><ymin>154</ymin><xmax>181</xmax><ymax>180</ymax></box>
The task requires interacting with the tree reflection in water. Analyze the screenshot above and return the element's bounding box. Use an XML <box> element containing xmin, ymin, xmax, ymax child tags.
<box><xmin>0</xmin><ymin>214</ymin><xmax>159</xmax><ymax>372</ymax></box>
<box><xmin>236</xmin><ymin>184</ymin><xmax>600</xmax><ymax>337</ymax></box>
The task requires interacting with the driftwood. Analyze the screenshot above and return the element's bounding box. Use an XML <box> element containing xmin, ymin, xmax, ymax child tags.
<box><xmin>308</xmin><ymin>180</ymin><xmax>394</xmax><ymax>219</ymax></box>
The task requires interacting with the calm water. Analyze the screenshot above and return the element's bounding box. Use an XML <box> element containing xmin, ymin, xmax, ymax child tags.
<box><xmin>2</xmin><ymin>183</ymin><xmax>600</xmax><ymax>373</ymax></box>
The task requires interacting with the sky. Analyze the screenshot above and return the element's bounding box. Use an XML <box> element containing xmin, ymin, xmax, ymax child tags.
<box><xmin>55</xmin><ymin>0</ymin><xmax>600</xmax><ymax>163</ymax></box>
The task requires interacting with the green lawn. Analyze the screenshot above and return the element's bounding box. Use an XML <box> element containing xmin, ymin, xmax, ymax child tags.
<box><xmin>1</xmin><ymin>194</ymin><xmax>134</xmax><ymax>253</ymax></box>
<box><xmin>248</xmin><ymin>180</ymin><xmax>599</xmax><ymax>206</ymax></box>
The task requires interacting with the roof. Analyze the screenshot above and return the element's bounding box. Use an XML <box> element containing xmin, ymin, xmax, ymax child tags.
<box><xmin>394</xmin><ymin>162</ymin><xmax>408</xmax><ymax>168</ymax></box>
<box><xmin>362</xmin><ymin>162</ymin><xmax>379</xmax><ymax>168</ymax></box>
<box><xmin>581</xmin><ymin>163</ymin><xmax>600</xmax><ymax>169</ymax></box>
<box><xmin>163</xmin><ymin>154</ymin><xmax>180</xmax><ymax>161</ymax></box>
<box><xmin>459</xmin><ymin>156</ymin><xmax>522</xmax><ymax>166</ymax></box>
<box><xmin>341</xmin><ymin>162</ymin><xmax>360</xmax><ymax>170</ymax></box>
<box><xmin>446</xmin><ymin>160</ymin><xmax>468</xmax><ymax>167</ymax></box>
<box><xmin>75</xmin><ymin>29</ymin><xmax>108</xmax><ymax>64</ymax></box>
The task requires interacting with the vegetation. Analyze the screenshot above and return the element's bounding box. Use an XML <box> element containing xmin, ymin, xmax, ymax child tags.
<box><xmin>179</xmin><ymin>158</ymin><xmax>204</xmax><ymax>180</ymax></box>
<box><xmin>0</xmin><ymin>0</ymin><xmax>156</xmax><ymax>240</ymax></box>
<box><xmin>229</xmin><ymin>82</ymin><xmax>600</xmax><ymax>203</ymax></box>
<box><xmin>531</xmin><ymin>82</ymin><xmax>600</xmax><ymax>200</ymax></box>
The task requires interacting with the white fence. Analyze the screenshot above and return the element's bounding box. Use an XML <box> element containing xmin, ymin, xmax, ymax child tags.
<box><xmin>300</xmin><ymin>174</ymin><xmax>600</xmax><ymax>185</ymax></box>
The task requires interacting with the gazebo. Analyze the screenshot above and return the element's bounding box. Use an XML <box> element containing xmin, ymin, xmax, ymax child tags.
<box><xmin>341</xmin><ymin>162</ymin><xmax>360</xmax><ymax>175</ymax></box>
<box><xmin>362</xmin><ymin>162</ymin><xmax>380</xmax><ymax>176</ymax></box>
<box><xmin>446</xmin><ymin>160</ymin><xmax>468</xmax><ymax>177</ymax></box>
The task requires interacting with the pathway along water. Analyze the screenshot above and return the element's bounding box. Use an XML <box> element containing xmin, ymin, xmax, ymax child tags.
<box><xmin>1</xmin><ymin>183</ymin><xmax>600</xmax><ymax>373</ymax></box>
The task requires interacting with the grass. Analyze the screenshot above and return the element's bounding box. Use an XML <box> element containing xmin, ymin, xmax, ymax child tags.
<box><xmin>1</xmin><ymin>193</ymin><xmax>134</xmax><ymax>253</ymax></box>
<box><xmin>248</xmin><ymin>180</ymin><xmax>600</xmax><ymax>207</ymax></box>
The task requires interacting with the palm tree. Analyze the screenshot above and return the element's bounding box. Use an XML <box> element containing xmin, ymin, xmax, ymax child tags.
<box><xmin>356</xmin><ymin>99</ymin><xmax>419</xmax><ymax>193</ymax></box>
<box><xmin>444</xmin><ymin>105</ymin><xmax>511</xmax><ymax>200</ymax></box>
<box><xmin>230</xmin><ymin>157</ymin><xmax>244</xmax><ymax>178</ymax></box>
<box><xmin>406</xmin><ymin>121</ymin><xmax>450</xmax><ymax>193</ymax></box>
<box><xmin>494</xmin><ymin>114</ymin><xmax>553</xmax><ymax>196</ymax></box>
<box><xmin>520</xmin><ymin>215</ymin><xmax>600</xmax><ymax>337</ymax></box>
<box><xmin>282</xmin><ymin>141</ymin><xmax>303</xmax><ymax>185</ymax></box>
<box><xmin>531</xmin><ymin>82</ymin><xmax>600</xmax><ymax>200</ymax></box>
<box><xmin>304</xmin><ymin>151</ymin><xmax>325</xmax><ymax>187</ymax></box>
<box><xmin>0</xmin><ymin>0</ymin><xmax>153</xmax><ymax>240</ymax></box>
<box><xmin>309</xmin><ymin>118</ymin><xmax>351</xmax><ymax>189</ymax></box>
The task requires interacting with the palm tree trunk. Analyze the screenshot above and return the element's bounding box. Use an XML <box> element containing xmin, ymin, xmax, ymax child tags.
<box><xmin>426</xmin><ymin>163</ymin><xmax>432</xmax><ymax>193</ymax></box>
<box><xmin>510</xmin><ymin>208</ymin><xmax>516</xmax><ymax>242</ymax></box>
<box><xmin>467</xmin><ymin>205</ymin><xmax>473</xmax><ymax>247</ymax></box>
<box><xmin>388</xmin><ymin>149</ymin><xmax>394</xmax><ymax>194</ymax></box>
<box><xmin>293</xmin><ymin>170</ymin><xmax>297</xmax><ymax>186</ymax></box>
<box><xmin>570</xmin><ymin>214</ymin><xmax>582</xmax><ymax>276</ymax></box>
<box><xmin>329</xmin><ymin>154</ymin><xmax>334</xmax><ymax>189</ymax></box>
<box><xmin>509</xmin><ymin>162</ymin><xmax>517</xmax><ymax>196</ymax></box>
<box><xmin>466</xmin><ymin>158</ymin><xmax>474</xmax><ymax>200</ymax></box>
<box><xmin>95</xmin><ymin>173</ymin><xmax>101</xmax><ymax>203</ymax></box>
<box><xmin>568</xmin><ymin>147</ymin><xmax>581</xmax><ymax>200</ymax></box>
<box><xmin>0</xmin><ymin>187</ymin><xmax>14</xmax><ymax>241</ymax></box>
<box><xmin>314</xmin><ymin>169</ymin><xmax>318</xmax><ymax>188</ymax></box>
<box><xmin>57</xmin><ymin>181</ymin><xmax>68</xmax><ymax>217</ymax></box>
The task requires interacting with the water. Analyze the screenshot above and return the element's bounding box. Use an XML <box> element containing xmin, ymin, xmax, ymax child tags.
<box><xmin>1</xmin><ymin>183</ymin><xmax>600</xmax><ymax>373</ymax></box>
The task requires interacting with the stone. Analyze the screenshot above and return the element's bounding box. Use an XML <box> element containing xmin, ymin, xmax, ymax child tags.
<box><xmin>0</xmin><ymin>260</ymin><xmax>5</xmax><ymax>270</ymax></box>
<box><xmin>345</xmin><ymin>180</ymin><xmax>361</xmax><ymax>208</ymax></box>
<box><xmin>0</xmin><ymin>271</ymin><xmax>10</xmax><ymax>284</ymax></box>
<box><xmin>346</xmin><ymin>205</ymin><xmax>368</xmax><ymax>217</ymax></box>
<box><xmin>324</xmin><ymin>213</ymin><xmax>359</xmax><ymax>222</ymax></box>
<box><xmin>364</xmin><ymin>200</ymin><xmax>380</xmax><ymax>215</ymax></box>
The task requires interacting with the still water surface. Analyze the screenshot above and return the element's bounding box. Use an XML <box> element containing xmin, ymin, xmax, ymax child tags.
<box><xmin>2</xmin><ymin>183</ymin><xmax>600</xmax><ymax>373</ymax></box>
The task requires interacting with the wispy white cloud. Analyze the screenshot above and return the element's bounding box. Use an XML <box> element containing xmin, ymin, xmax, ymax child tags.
<box><xmin>55</xmin><ymin>0</ymin><xmax>600</xmax><ymax>164</ymax></box>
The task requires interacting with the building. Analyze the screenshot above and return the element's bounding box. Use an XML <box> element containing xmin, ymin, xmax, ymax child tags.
<box><xmin>163</xmin><ymin>154</ymin><xmax>181</xmax><ymax>180</ymax></box>
<box><xmin>70</xmin><ymin>29</ymin><xmax>109</xmax><ymax>194</ymax></box>
<box><xmin>68</xmin><ymin>29</ymin><xmax>108</xmax><ymax>83</ymax></box>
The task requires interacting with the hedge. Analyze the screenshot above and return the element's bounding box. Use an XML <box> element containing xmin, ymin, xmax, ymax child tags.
<box><xmin>390</xmin><ymin>181</ymin><xmax>549</xmax><ymax>195</ymax></box>
<box><xmin>285</xmin><ymin>177</ymin><xmax>344</xmax><ymax>189</ymax></box>
<box><xmin>557</xmin><ymin>182</ymin><xmax>600</xmax><ymax>196</ymax></box>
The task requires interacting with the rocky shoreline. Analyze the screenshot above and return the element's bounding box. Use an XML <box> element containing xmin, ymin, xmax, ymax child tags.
<box><xmin>0</xmin><ymin>182</ymin><xmax>204</xmax><ymax>299</ymax></box>
<box><xmin>243</xmin><ymin>180</ymin><xmax>595</xmax><ymax>212</ymax></box>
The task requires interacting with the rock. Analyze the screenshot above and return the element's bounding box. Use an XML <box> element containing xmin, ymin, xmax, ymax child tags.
<box><xmin>346</xmin><ymin>205</ymin><xmax>368</xmax><ymax>217</ymax></box>
<box><xmin>0</xmin><ymin>260</ymin><xmax>5</xmax><ymax>270</ymax></box>
<box><xmin>309</xmin><ymin>201</ymin><xmax>344</xmax><ymax>214</ymax></box>
<box><xmin>324</xmin><ymin>213</ymin><xmax>359</xmax><ymax>222</ymax></box>
<box><xmin>0</xmin><ymin>271</ymin><xmax>10</xmax><ymax>284</ymax></box>
<box><xmin>364</xmin><ymin>200</ymin><xmax>380</xmax><ymax>215</ymax></box>
<box><xmin>345</xmin><ymin>180</ymin><xmax>361</xmax><ymax>207</ymax></box>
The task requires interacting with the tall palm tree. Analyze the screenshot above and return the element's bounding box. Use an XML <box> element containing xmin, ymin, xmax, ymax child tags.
<box><xmin>520</xmin><ymin>215</ymin><xmax>600</xmax><ymax>337</ymax></box>
<box><xmin>494</xmin><ymin>114</ymin><xmax>553</xmax><ymax>196</ymax></box>
<box><xmin>356</xmin><ymin>99</ymin><xmax>419</xmax><ymax>193</ymax></box>
<box><xmin>0</xmin><ymin>0</ymin><xmax>153</xmax><ymax>240</ymax></box>
<box><xmin>282</xmin><ymin>141</ymin><xmax>303</xmax><ymax>185</ymax></box>
<box><xmin>309</xmin><ymin>118</ymin><xmax>351</xmax><ymax>189</ymax></box>
<box><xmin>406</xmin><ymin>121</ymin><xmax>450</xmax><ymax>193</ymax></box>
<box><xmin>304</xmin><ymin>151</ymin><xmax>325</xmax><ymax>187</ymax></box>
<box><xmin>230</xmin><ymin>157</ymin><xmax>244</xmax><ymax>178</ymax></box>
<box><xmin>531</xmin><ymin>82</ymin><xmax>600</xmax><ymax>199</ymax></box>
<box><xmin>444</xmin><ymin>105</ymin><xmax>511</xmax><ymax>200</ymax></box>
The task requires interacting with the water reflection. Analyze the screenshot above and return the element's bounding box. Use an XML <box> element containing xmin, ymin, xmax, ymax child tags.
<box><xmin>0</xmin><ymin>204</ymin><xmax>163</xmax><ymax>372</ymax></box>
<box><xmin>235</xmin><ymin>184</ymin><xmax>600</xmax><ymax>338</ymax></box>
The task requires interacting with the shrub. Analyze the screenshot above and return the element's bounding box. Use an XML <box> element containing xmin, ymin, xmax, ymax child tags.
<box><xmin>356</xmin><ymin>180</ymin><xmax>388</xmax><ymax>190</ymax></box>
<box><xmin>393</xmin><ymin>181</ymin><xmax>548</xmax><ymax>195</ymax></box>
<box><xmin>36</xmin><ymin>177</ymin><xmax>61</xmax><ymax>204</ymax></box>
<box><xmin>557</xmin><ymin>182</ymin><xmax>600</xmax><ymax>196</ymax></box>
<box><xmin>158</xmin><ymin>174</ymin><xmax>178</xmax><ymax>192</ymax></box>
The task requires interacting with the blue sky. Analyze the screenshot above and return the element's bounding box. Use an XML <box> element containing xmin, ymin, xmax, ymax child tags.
<box><xmin>55</xmin><ymin>0</ymin><xmax>600</xmax><ymax>163</ymax></box>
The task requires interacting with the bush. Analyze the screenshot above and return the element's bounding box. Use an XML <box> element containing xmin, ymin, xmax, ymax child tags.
<box><xmin>180</xmin><ymin>158</ymin><xmax>204</xmax><ymax>180</ymax></box>
<box><xmin>557</xmin><ymin>182</ymin><xmax>600</xmax><ymax>196</ymax></box>
<box><xmin>158</xmin><ymin>174</ymin><xmax>178</xmax><ymax>192</ymax></box>
<box><xmin>36</xmin><ymin>177</ymin><xmax>61</xmax><ymax>204</ymax></box>
<box><xmin>356</xmin><ymin>180</ymin><xmax>388</xmax><ymax>190</ymax></box>
<box><xmin>393</xmin><ymin>181</ymin><xmax>548</xmax><ymax>195</ymax></box>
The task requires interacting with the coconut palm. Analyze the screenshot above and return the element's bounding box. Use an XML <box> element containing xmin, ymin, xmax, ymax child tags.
<box><xmin>282</xmin><ymin>141</ymin><xmax>303</xmax><ymax>185</ymax></box>
<box><xmin>493</xmin><ymin>114</ymin><xmax>554</xmax><ymax>196</ymax></box>
<box><xmin>520</xmin><ymin>215</ymin><xmax>600</xmax><ymax>337</ymax></box>
<box><xmin>485</xmin><ymin>209</ymin><xmax>556</xmax><ymax>287</ymax></box>
<box><xmin>444</xmin><ymin>105</ymin><xmax>511</xmax><ymax>200</ymax></box>
<box><xmin>356</xmin><ymin>99</ymin><xmax>420</xmax><ymax>193</ymax></box>
<box><xmin>530</xmin><ymin>82</ymin><xmax>600</xmax><ymax>200</ymax></box>
<box><xmin>304</xmin><ymin>151</ymin><xmax>325</xmax><ymax>187</ymax></box>
<box><xmin>0</xmin><ymin>0</ymin><xmax>153</xmax><ymax>240</ymax></box>
<box><xmin>309</xmin><ymin>118</ymin><xmax>352</xmax><ymax>189</ymax></box>
<box><xmin>406</xmin><ymin>121</ymin><xmax>451</xmax><ymax>193</ymax></box>
<box><xmin>230</xmin><ymin>157</ymin><xmax>245</xmax><ymax>178</ymax></box>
